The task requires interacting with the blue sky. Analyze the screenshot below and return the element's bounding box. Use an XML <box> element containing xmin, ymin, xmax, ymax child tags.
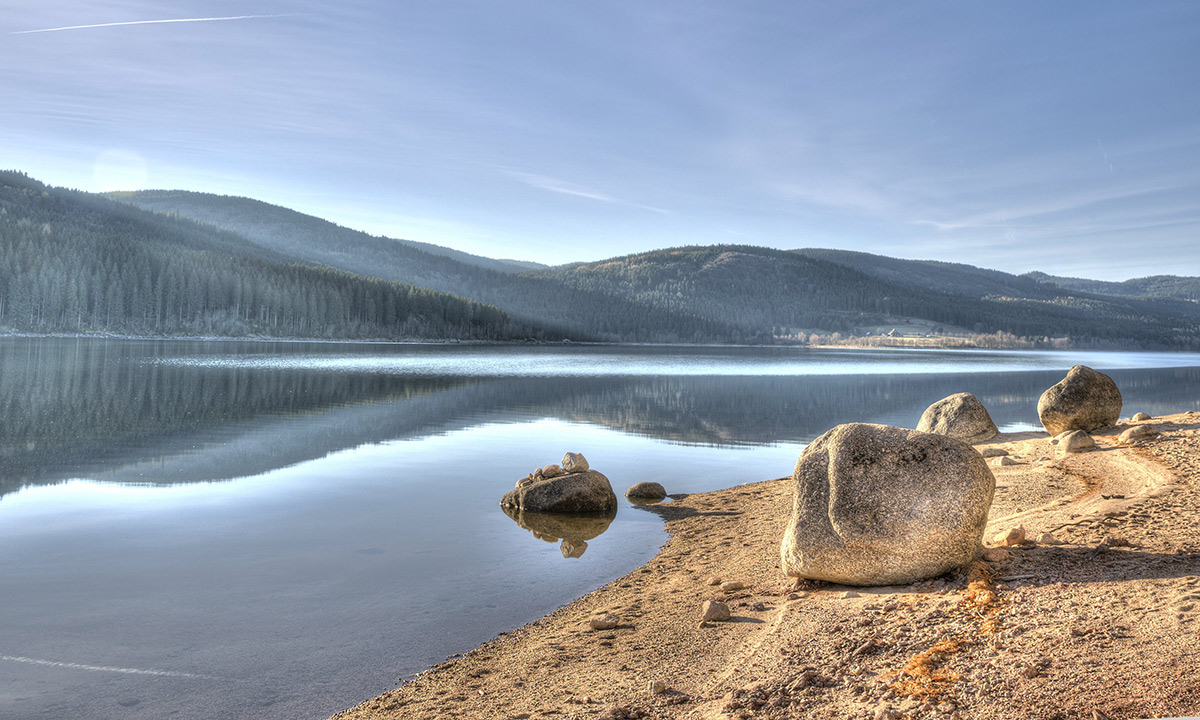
<box><xmin>2</xmin><ymin>2</ymin><xmax>1198</xmax><ymax>279</ymax></box>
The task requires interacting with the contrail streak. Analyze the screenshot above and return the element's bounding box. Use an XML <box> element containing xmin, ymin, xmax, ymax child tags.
<box><xmin>0</xmin><ymin>653</ymin><xmax>215</xmax><ymax>679</ymax></box>
<box><xmin>10</xmin><ymin>14</ymin><xmax>293</xmax><ymax>35</ymax></box>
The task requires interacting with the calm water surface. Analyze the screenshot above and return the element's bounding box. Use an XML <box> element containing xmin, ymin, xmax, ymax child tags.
<box><xmin>2</xmin><ymin>339</ymin><xmax>1199</xmax><ymax>720</ymax></box>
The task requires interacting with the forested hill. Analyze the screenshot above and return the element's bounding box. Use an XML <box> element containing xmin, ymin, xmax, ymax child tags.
<box><xmin>536</xmin><ymin>246</ymin><xmax>1200</xmax><ymax>348</ymax></box>
<box><xmin>1023</xmin><ymin>271</ymin><xmax>1200</xmax><ymax>301</ymax></box>
<box><xmin>0</xmin><ymin>172</ymin><xmax>526</xmax><ymax>340</ymax></box>
<box><xmin>109</xmin><ymin>190</ymin><xmax>544</xmax><ymax>277</ymax></box>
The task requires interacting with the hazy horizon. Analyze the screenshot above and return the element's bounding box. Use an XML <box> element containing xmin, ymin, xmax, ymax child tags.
<box><xmin>4</xmin><ymin>2</ymin><xmax>1198</xmax><ymax>281</ymax></box>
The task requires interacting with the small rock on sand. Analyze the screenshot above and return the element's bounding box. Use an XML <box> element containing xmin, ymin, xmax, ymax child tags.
<box><xmin>993</xmin><ymin>525</ymin><xmax>1026</xmax><ymax>546</ymax></box>
<box><xmin>979</xmin><ymin>446</ymin><xmax>1009</xmax><ymax>458</ymax></box>
<box><xmin>840</xmin><ymin>590</ymin><xmax>860</xmax><ymax>599</ymax></box>
<box><xmin>648</xmin><ymin>680</ymin><xmax>667</xmax><ymax>695</ymax></box>
<box><xmin>982</xmin><ymin>547</ymin><xmax>1012</xmax><ymax>562</ymax></box>
<box><xmin>706</xmin><ymin>576</ymin><xmax>722</xmax><ymax>586</ymax></box>
<box><xmin>720</xmin><ymin>580</ymin><xmax>746</xmax><ymax>592</ymax></box>
<box><xmin>588</xmin><ymin>614</ymin><xmax>620</xmax><ymax>630</ymax></box>
<box><xmin>1036</xmin><ymin>531</ymin><xmax>1063</xmax><ymax>545</ymax></box>
<box><xmin>1118</xmin><ymin>425</ymin><xmax>1158</xmax><ymax>444</ymax></box>
<box><xmin>701</xmin><ymin>600</ymin><xmax>731</xmax><ymax>622</ymax></box>
<box><xmin>990</xmin><ymin>456</ymin><xmax>1018</xmax><ymax>467</ymax></box>
<box><xmin>1054</xmin><ymin>430</ymin><xmax>1096</xmax><ymax>456</ymax></box>
<box><xmin>1132</xmin><ymin>412</ymin><xmax>1151</xmax><ymax>421</ymax></box>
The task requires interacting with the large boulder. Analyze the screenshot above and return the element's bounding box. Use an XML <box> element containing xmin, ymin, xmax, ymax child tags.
<box><xmin>780</xmin><ymin>423</ymin><xmax>995</xmax><ymax>587</ymax></box>
<box><xmin>916</xmin><ymin>392</ymin><xmax>998</xmax><ymax>444</ymax></box>
<box><xmin>500</xmin><ymin>469</ymin><xmax>617</xmax><ymax>514</ymax></box>
<box><xmin>1037</xmin><ymin>365</ymin><xmax>1122</xmax><ymax>436</ymax></box>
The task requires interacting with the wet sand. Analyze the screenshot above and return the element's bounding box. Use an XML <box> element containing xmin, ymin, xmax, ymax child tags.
<box><xmin>331</xmin><ymin>413</ymin><xmax>1200</xmax><ymax>720</ymax></box>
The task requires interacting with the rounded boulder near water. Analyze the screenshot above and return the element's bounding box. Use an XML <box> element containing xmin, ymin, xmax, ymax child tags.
<box><xmin>1037</xmin><ymin>365</ymin><xmax>1122</xmax><ymax>436</ymax></box>
<box><xmin>780</xmin><ymin>423</ymin><xmax>996</xmax><ymax>587</ymax></box>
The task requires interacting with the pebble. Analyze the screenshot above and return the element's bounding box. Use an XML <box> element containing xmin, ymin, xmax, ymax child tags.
<box><xmin>648</xmin><ymin>680</ymin><xmax>668</xmax><ymax>695</ymax></box>
<box><xmin>982</xmin><ymin>547</ymin><xmax>1012</xmax><ymax>562</ymax></box>
<box><xmin>720</xmin><ymin>580</ymin><xmax>747</xmax><ymax>592</ymax></box>
<box><xmin>840</xmin><ymin>590</ymin><xmax>860</xmax><ymax>599</ymax></box>
<box><xmin>993</xmin><ymin>525</ymin><xmax>1026</xmax><ymax>546</ymax></box>
<box><xmin>701</xmin><ymin>600</ymin><xmax>731</xmax><ymax>622</ymax></box>
<box><xmin>979</xmin><ymin>447</ymin><xmax>1009</xmax><ymax>458</ymax></box>
<box><xmin>1132</xmin><ymin>412</ymin><xmax>1151</xmax><ymax>421</ymax></box>
<box><xmin>588</xmin><ymin>614</ymin><xmax>621</xmax><ymax>630</ymax></box>
<box><xmin>706</xmin><ymin>576</ymin><xmax>722</xmax><ymax>586</ymax></box>
<box><xmin>1036</xmin><ymin>531</ymin><xmax>1063</xmax><ymax>545</ymax></box>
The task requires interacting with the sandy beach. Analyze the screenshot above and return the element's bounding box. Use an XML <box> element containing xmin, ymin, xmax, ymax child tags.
<box><xmin>331</xmin><ymin>413</ymin><xmax>1200</xmax><ymax>720</ymax></box>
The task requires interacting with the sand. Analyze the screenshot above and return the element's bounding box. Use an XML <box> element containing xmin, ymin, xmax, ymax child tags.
<box><xmin>330</xmin><ymin>413</ymin><xmax>1200</xmax><ymax>720</ymax></box>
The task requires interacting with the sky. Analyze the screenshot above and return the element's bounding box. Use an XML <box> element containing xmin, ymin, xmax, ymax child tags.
<box><xmin>2</xmin><ymin>1</ymin><xmax>1198</xmax><ymax>279</ymax></box>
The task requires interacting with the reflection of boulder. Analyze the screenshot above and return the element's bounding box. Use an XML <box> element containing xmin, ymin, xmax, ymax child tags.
<box><xmin>502</xmin><ymin>504</ymin><xmax>617</xmax><ymax>559</ymax></box>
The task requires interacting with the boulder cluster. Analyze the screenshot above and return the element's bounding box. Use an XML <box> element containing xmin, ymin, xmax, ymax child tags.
<box><xmin>781</xmin><ymin>363</ymin><xmax>1143</xmax><ymax>588</ymax></box>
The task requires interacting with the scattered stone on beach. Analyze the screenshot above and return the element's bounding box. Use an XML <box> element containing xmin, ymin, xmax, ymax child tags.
<box><xmin>1037</xmin><ymin>365</ymin><xmax>1123</xmax><ymax>436</ymax></box>
<box><xmin>1054</xmin><ymin>430</ymin><xmax>1096</xmax><ymax>457</ymax></box>
<box><xmin>1099</xmin><ymin>535</ymin><xmax>1131</xmax><ymax>549</ymax></box>
<box><xmin>500</xmin><ymin>459</ymin><xmax>617</xmax><ymax>513</ymax></box>
<box><xmin>719</xmin><ymin>580</ymin><xmax>746</xmax><ymax>592</ymax></box>
<box><xmin>780</xmin><ymin>423</ymin><xmax>995</xmax><ymax>586</ymax></box>
<box><xmin>982</xmin><ymin>547</ymin><xmax>1012</xmax><ymax>562</ymax></box>
<box><xmin>839</xmin><ymin>590</ymin><xmax>860</xmax><ymax>599</ymax></box>
<box><xmin>916</xmin><ymin>392</ymin><xmax>999</xmax><ymax>444</ymax></box>
<box><xmin>979</xmin><ymin>446</ymin><xmax>1009</xmax><ymax>458</ymax></box>
<box><xmin>701</xmin><ymin>600</ymin><xmax>731</xmax><ymax>622</ymax></box>
<box><xmin>588</xmin><ymin>614</ymin><xmax>621</xmax><ymax>631</ymax></box>
<box><xmin>706</xmin><ymin>576</ymin><xmax>722</xmax><ymax>586</ymax></box>
<box><xmin>648</xmin><ymin>680</ymin><xmax>668</xmax><ymax>695</ymax></box>
<box><xmin>624</xmin><ymin>482</ymin><xmax>667</xmax><ymax>500</ymax></box>
<box><xmin>1118</xmin><ymin>425</ymin><xmax>1159</xmax><ymax>444</ymax></box>
<box><xmin>993</xmin><ymin>525</ymin><xmax>1026</xmax><ymax>546</ymax></box>
<box><xmin>562</xmin><ymin>452</ymin><xmax>590</xmax><ymax>473</ymax></box>
<box><xmin>1132</xmin><ymin>412</ymin><xmax>1152</xmax><ymax>421</ymax></box>
<box><xmin>1036</xmin><ymin>531</ymin><xmax>1063</xmax><ymax>545</ymax></box>
<box><xmin>990</xmin><ymin>455</ymin><xmax>1018</xmax><ymax>467</ymax></box>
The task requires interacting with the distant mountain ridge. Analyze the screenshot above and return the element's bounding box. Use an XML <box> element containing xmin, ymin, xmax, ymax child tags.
<box><xmin>1023</xmin><ymin>271</ymin><xmax>1200</xmax><ymax>301</ymax></box>
<box><xmin>2</xmin><ymin>173</ymin><xmax>1193</xmax><ymax>348</ymax></box>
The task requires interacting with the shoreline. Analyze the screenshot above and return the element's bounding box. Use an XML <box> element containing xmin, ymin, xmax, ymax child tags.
<box><xmin>331</xmin><ymin>414</ymin><xmax>1200</xmax><ymax>720</ymax></box>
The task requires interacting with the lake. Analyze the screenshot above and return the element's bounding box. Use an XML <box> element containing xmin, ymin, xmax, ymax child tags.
<box><xmin>2</xmin><ymin>338</ymin><xmax>1199</xmax><ymax>720</ymax></box>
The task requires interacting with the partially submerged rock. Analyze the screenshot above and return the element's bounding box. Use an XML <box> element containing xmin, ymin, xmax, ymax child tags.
<box><xmin>625</xmin><ymin>481</ymin><xmax>667</xmax><ymax>500</ymax></box>
<box><xmin>1037</xmin><ymin>365</ymin><xmax>1123</xmax><ymax>436</ymax></box>
<box><xmin>916</xmin><ymin>392</ymin><xmax>998</xmax><ymax>444</ymax></box>
<box><xmin>501</xmin><ymin>469</ymin><xmax>618</xmax><ymax>514</ymax></box>
<box><xmin>780</xmin><ymin>423</ymin><xmax>995</xmax><ymax>587</ymax></box>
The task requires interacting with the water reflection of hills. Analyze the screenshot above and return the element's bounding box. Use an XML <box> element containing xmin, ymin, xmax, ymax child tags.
<box><xmin>3</xmin><ymin>338</ymin><xmax>1198</xmax><ymax>497</ymax></box>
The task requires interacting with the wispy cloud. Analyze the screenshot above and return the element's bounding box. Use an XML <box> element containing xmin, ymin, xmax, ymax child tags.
<box><xmin>10</xmin><ymin>14</ymin><xmax>293</xmax><ymax>35</ymax></box>
<box><xmin>505</xmin><ymin>170</ymin><xmax>669</xmax><ymax>214</ymax></box>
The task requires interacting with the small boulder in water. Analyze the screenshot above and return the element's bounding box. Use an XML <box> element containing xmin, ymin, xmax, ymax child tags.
<box><xmin>625</xmin><ymin>482</ymin><xmax>667</xmax><ymax>500</ymax></box>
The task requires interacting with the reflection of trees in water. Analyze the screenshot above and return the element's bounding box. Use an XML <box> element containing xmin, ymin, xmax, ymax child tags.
<box><xmin>3</xmin><ymin>337</ymin><xmax>1198</xmax><ymax>497</ymax></box>
<box><xmin>0</xmin><ymin>338</ymin><xmax>476</xmax><ymax>494</ymax></box>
